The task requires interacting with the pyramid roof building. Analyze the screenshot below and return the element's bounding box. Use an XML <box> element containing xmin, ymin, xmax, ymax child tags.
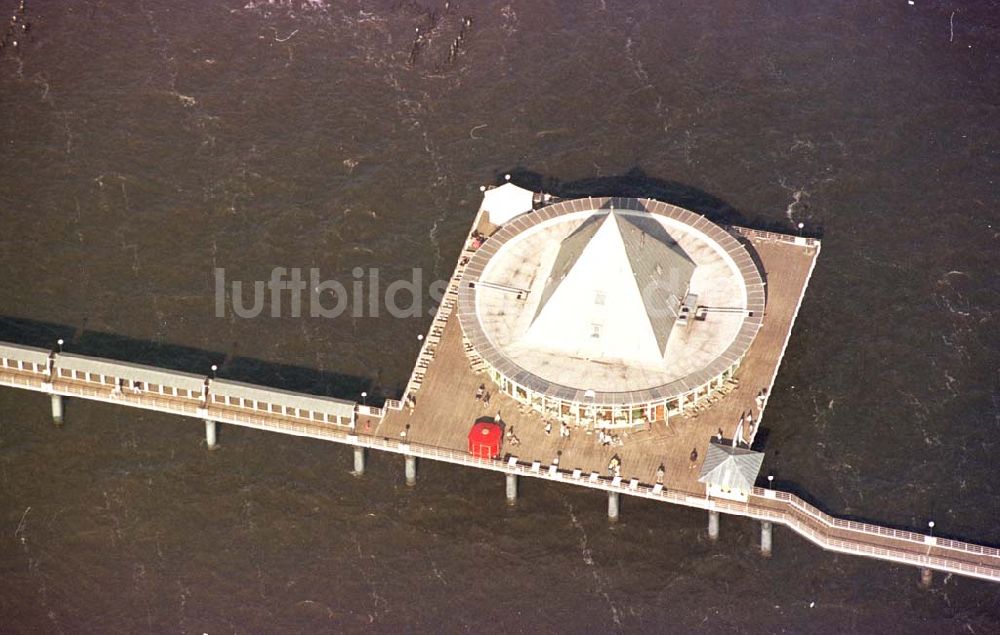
<box><xmin>456</xmin><ymin>195</ymin><xmax>766</xmax><ymax>411</ymax></box>
<box><xmin>519</xmin><ymin>211</ymin><xmax>695</xmax><ymax>369</ymax></box>
<box><xmin>697</xmin><ymin>442</ymin><xmax>765</xmax><ymax>493</ymax></box>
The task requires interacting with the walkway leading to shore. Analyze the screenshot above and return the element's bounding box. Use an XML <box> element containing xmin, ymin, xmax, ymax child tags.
<box><xmin>1</xmin><ymin>340</ymin><xmax>997</xmax><ymax>585</ymax></box>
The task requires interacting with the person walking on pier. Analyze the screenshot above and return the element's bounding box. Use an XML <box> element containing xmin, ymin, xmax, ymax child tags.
<box><xmin>756</xmin><ymin>387</ymin><xmax>768</xmax><ymax>408</ymax></box>
<box><xmin>656</xmin><ymin>463</ymin><xmax>665</xmax><ymax>485</ymax></box>
<box><xmin>689</xmin><ymin>447</ymin><xmax>698</xmax><ymax>469</ymax></box>
<box><xmin>608</xmin><ymin>454</ymin><xmax>621</xmax><ymax>477</ymax></box>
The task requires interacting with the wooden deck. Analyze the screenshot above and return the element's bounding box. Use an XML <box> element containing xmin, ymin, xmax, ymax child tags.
<box><xmin>367</xmin><ymin>231</ymin><xmax>818</xmax><ymax>497</ymax></box>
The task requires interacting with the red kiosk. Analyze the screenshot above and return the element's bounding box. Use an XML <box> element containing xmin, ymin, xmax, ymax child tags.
<box><xmin>468</xmin><ymin>418</ymin><xmax>503</xmax><ymax>459</ymax></box>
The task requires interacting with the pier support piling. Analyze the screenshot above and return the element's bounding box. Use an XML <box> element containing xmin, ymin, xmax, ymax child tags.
<box><xmin>920</xmin><ymin>567</ymin><xmax>933</xmax><ymax>588</ymax></box>
<box><xmin>708</xmin><ymin>510</ymin><xmax>720</xmax><ymax>541</ymax></box>
<box><xmin>505</xmin><ymin>473</ymin><xmax>517</xmax><ymax>505</ymax></box>
<box><xmin>51</xmin><ymin>394</ymin><xmax>63</xmax><ymax>426</ymax></box>
<box><xmin>353</xmin><ymin>446</ymin><xmax>365</xmax><ymax>476</ymax></box>
<box><xmin>608</xmin><ymin>491</ymin><xmax>620</xmax><ymax>522</ymax></box>
<box><xmin>761</xmin><ymin>521</ymin><xmax>773</xmax><ymax>557</ymax></box>
<box><xmin>204</xmin><ymin>419</ymin><xmax>217</xmax><ymax>450</ymax></box>
<box><xmin>405</xmin><ymin>455</ymin><xmax>417</xmax><ymax>486</ymax></box>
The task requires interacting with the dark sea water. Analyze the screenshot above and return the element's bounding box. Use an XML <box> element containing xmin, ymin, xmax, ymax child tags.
<box><xmin>1</xmin><ymin>0</ymin><xmax>998</xmax><ymax>632</ymax></box>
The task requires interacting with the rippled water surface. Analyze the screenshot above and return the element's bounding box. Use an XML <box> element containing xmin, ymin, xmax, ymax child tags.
<box><xmin>0</xmin><ymin>0</ymin><xmax>998</xmax><ymax>631</ymax></box>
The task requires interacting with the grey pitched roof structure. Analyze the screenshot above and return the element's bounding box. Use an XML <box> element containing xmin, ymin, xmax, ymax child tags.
<box><xmin>697</xmin><ymin>442</ymin><xmax>765</xmax><ymax>492</ymax></box>
<box><xmin>532</xmin><ymin>212</ymin><xmax>604</xmax><ymax>321</ymax></box>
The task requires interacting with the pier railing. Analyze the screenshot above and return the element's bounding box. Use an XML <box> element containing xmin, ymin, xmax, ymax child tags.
<box><xmin>729</xmin><ymin>225</ymin><xmax>819</xmax><ymax>248</ymax></box>
<box><xmin>355</xmin><ymin>404</ymin><xmax>383</xmax><ymax>417</ymax></box>
<box><xmin>752</xmin><ymin>486</ymin><xmax>1000</xmax><ymax>560</ymax></box>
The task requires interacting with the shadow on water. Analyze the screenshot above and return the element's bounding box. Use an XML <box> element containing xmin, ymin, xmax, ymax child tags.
<box><xmin>0</xmin><ymin>316</ymin><xmax>371</xmax><ymax>401</ymax></box>
<box><xmin>498</xmin><ymin>166</ymin><xmax>825</xmax><ymax>239</ymax></box>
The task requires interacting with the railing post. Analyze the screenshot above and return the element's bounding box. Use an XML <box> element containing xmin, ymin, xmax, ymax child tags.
<box><xmin>204</xmin><ymin>419</ymin><xmax>217</xmax><ymax>449</ymax></box>
<box><xmin>353</xmin><ymin>446</ymin><xmax>365</xmax><ymax>476</ymax></box>
<box><xmin>51</xmin><ymin>394</ymin><xmax>64</xmax><ymax>426</ymax></box>
<box><xmin>608</xmin><ymin>491</ymin><xmax>620</xmax><ymax>522</ymax></box>
<box><xmin>405</xmin><ymin>455</ymin><xmax>417</xmax><ymax>486</ymax></box>
<box><xmin>761</xmin><ymin>521</ymin><xmax>773</xmax><ymax>557</ymax></box>
<box><xmin>505</xmin><ymin>473</ymin><xmax>517</xmax><ymax>505</ymax></box>
<box><xmin>708</xmin><ymin>510</ymin><xmax>720</xmax><ymax>540</ymax></box>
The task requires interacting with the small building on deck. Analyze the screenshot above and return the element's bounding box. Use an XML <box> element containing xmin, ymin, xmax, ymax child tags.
<box><xmin>697</xmin><ymin>441</ymin><xmax>765</xmax><ymax>502</ymax></box>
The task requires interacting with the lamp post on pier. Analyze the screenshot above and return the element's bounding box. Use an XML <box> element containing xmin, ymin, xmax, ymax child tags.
<box><xmin>204</xmin><ymin>364</ymin><xmax>220</xmax><ymax>449</ymax></box>
<box><xmin>51</xmin><ymin>338</ymin><xmax>65</xmax><ymax>425</ymax></box>
<box><xmin>49</xmin><ymin>337</ymin><xmax>64</xmax><ymax>426</ymax></box>
<box><xmin>919</xmin><ymin>521</ymin><xmax>937</xmax><ymax>588</ymax></box>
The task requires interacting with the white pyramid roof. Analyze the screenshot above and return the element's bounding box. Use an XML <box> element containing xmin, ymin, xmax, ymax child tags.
<box><xmin>517</xmin><ymin>211</ymin><xmax>695</xmax><ymax>369</ymax></box>
<box><xmin>482</xmin><ymin>182</ymin><xmax>535</xmax><ymax>225</ymax></box>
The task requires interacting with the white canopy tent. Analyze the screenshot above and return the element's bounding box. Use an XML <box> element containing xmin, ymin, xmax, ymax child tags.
<box><xmin>481</xmin><ymin>182</ymin><xmax>535</xmax><ymax>225</ymax></box>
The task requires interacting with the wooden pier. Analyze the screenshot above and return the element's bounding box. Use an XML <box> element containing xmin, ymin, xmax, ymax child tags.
<box><xmin>369</xmin><ymin>224</ymin><xmax>818</xmax><ymax>496</ymax></box>
<box><xmin>1</xmin><ymin>213</ymin><xmax>998</xmax><ymax>586</ymax></box>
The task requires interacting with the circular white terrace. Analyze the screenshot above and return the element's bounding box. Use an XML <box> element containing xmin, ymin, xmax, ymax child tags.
<box><xmin>457</xmin><ymin>197</ymin><xmax>765</xmax><ymax>410</ymax></box>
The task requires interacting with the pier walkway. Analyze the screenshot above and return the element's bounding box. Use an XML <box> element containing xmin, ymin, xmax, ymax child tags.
<box><xmin>1</xmin><ymin>339</ymin><xmax>998</xmax><ymax>583</ymax></box>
